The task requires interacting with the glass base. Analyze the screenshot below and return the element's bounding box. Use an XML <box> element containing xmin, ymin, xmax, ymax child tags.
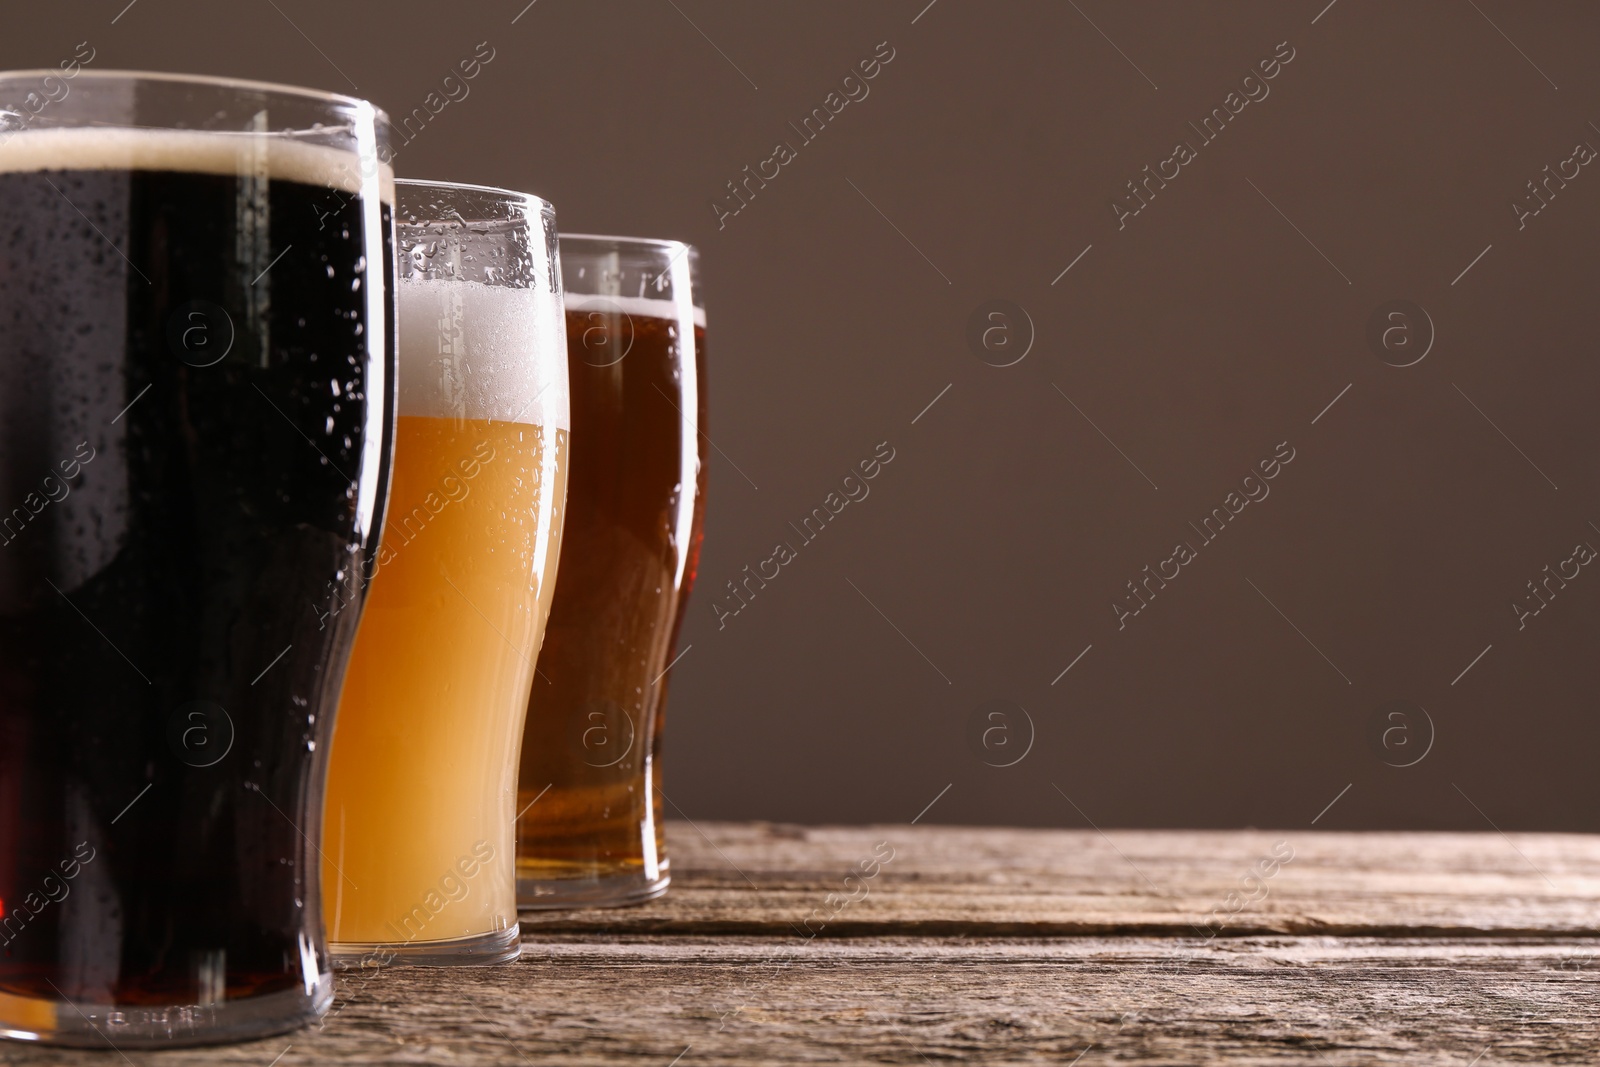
<box><xmin>328</xmin><ymin>925</ymin><xmax>520</xmax><ymax>968</ymax></box>
<box><xmin>0</xmin><ymin>975</ymin><xmax>332</xmax><ymax>1049</ymax></box>
<box><xmin>518</xmin><ymin>867</ymin><xmax>670</xmax><ymax>910</ymax></box>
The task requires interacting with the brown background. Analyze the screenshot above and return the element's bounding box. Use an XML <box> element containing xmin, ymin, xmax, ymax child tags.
<box><xmin>8</xmin><ymin>0</ymin><xmax>1599</xmax><ymax>831</ymax></box>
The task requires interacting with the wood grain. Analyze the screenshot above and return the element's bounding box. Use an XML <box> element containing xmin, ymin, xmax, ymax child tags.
<box><xmin>4</xmin><ymin>823</ymin><xmax>1600</xmax><ymax>1065</ymax></box>
<box><xmin>527</xmin><ymin>823</ymin><xmax>1600</xmax><ymax>937</ymax></box>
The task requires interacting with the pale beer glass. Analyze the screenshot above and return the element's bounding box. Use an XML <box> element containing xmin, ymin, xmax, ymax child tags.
<box><xmin>322</xmin><ymin>180</ymin><xmax>568</xmax><ymax>963</ymax></box>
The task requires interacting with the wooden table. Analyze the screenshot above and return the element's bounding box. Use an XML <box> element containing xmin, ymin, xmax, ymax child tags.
<box><xmin>7</xmin><ymin>822</ymin><xmax>1599</xmax><ymax>1064</ymax></box>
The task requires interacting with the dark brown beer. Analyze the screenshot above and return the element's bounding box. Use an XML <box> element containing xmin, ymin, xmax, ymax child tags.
<box><xmin>0</xmin><ymin>127</ymin><xmax>393</xmax><ymax>1043</ymax></box>
<box><xmin>516</xmin><ymin>298</ymin><xmax>705</xmax><ymax>904</ymax></box>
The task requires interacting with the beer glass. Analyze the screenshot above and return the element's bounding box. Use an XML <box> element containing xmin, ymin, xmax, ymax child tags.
<box><xmin>322</xmin><ymin>180</ymin><xmax>568</xmax><ymax>964</ymax></box>
<box><xmin>517</xmin><ymin>236</ymin><xmax>706</xmax><ymax>908</ymax></box>
<box><xmin>0</xmin><ymin>72</ymin><xmax>395</xmax><ymax>1045</ymax></box>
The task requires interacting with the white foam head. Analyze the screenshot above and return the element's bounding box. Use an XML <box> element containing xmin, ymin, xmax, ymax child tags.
<box><xmin>563</xmin><ymin>292</ymin><xmax>706</xmax><ymax>330</ymax></box>
<box><xmin>0</xmin><ymin>126</ymin><xmax>395</xmax><ymax>200</ymax></box>
<box><xmin>397</xmin><ymin>277</ymin><xmax>569</xmax><ymax>430</ymax></box>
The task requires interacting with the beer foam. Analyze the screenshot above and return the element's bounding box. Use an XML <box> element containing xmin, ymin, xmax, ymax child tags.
<box><xmin>564</xmin><ymin>292</ymin><xmax>706</xmax><ymax>329</ymax></box>
<box><xmin>0</xmin><ymin>126</ymin><xmax>394</xmax><ymax>200</ymax></box>
<box><xmin>398</xmin><ymin>277</ymin><xmax>570</xmax><ymax>430</ymax></box>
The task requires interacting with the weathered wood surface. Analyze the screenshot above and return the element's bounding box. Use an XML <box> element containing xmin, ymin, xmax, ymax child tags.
<box><xmin>527</xmin><ymin>823</ymin><xmax>1600</xmax><ymax>938</ymax></box>
<box><xmin>6</xmin><ymin>823</ymin><xmax>1600</xmax><ymax>1065</ymax></box>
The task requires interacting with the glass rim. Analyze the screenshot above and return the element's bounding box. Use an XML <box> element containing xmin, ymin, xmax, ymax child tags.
<box><xmin>0</xmin><ymin>68</ymin><xmax>389</xmax><ymax>125</ymax></box>
<box><xmin>562</xmin><ymin>232</ymin><xmax>698</xmax><ymax>259</ymax></box>
<box><xmin>397</xmin><ymin>176</ymin><xmax>554</xmax><ymax>218</ymax></box>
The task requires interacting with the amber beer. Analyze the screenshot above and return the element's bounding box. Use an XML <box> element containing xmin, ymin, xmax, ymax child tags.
<box><xmin>322</xmin><ymin>182</ymin><xmax>567</xmax><ymax>963</ymax></box>
<box><xmin>517</xmin><ymin>237</ymin><xmax>706</xmax><ymax>907</ymax></box>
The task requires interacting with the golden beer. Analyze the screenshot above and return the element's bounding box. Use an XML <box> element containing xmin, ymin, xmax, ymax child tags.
<box><xmin>321</xmin><ymin>181</ymin><xmax>568</xmax><ymax>965</ymax></box>
<box><xmin>323</xmin><ymin>415</ymin><xmax>566</xmax><ymax>948</ymax></box>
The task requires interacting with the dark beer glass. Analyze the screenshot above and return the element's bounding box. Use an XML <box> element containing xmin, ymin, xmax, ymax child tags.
<box><xmin>0</xmin><ymin>72</ymin><xmax>395</xmax><ymax>1046</ymax></box>
<box><xmin>517</xmin><ymin>236</ymin><xmax>706</xmax><ymax>908</ymax></box>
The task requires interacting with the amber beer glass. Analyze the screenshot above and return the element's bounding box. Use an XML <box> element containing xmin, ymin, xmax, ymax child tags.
<box><xmin>0</xmin><ymin>73</ymin><xmax>395</xmax><ymax>1045</ymax></box>
<box><xmin>321</xmin><ymin>181</ymin><xmax>568</xmax><ymax>963</ymax></box>
<box><xmin>517</xmin><ymin>236</ymin><xmax>706</xmax><ymax>907</ymax></box>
